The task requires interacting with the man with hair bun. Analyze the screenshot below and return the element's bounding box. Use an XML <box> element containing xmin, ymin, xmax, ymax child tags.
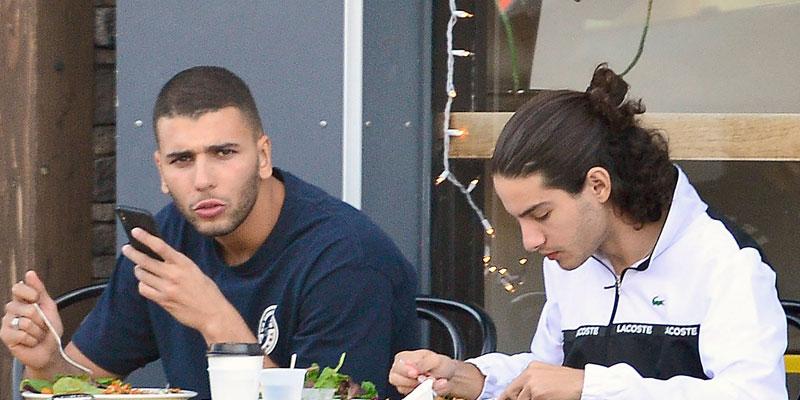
<box><xmin>389</xmin><ymin>64</ymin><xmax>786</xmax><ymax>399</ymax></box>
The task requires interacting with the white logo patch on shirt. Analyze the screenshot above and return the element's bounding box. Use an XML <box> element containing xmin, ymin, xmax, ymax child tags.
<box><xmin>258</xmin><ymin>304</ymin><xmax>279</xmax><ymax>354</ymax></box>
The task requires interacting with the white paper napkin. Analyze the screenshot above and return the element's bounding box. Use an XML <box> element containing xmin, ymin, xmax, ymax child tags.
<box><xmin>401</xmin><ymin>378</ymin><xmax>435</xmax><ymax>400</ymax></box>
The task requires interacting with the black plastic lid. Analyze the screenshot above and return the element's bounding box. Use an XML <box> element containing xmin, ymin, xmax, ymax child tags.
<box><xmin>207</xmin><ymin>342</ymin><xmax>264</xmax><ymax>356</ymax></box>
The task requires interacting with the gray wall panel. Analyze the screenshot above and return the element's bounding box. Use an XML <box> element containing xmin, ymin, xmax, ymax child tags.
<box><xmin>117</xmin><ymin>1</ymin><xmax>344</xmax><ymax>221</ymax></box>
<box><xmin>362</xmin><ymin>1</ymin><xmax>432</xmax><ymax>288</ymax></box>
<box><xmin>117</xmin><ymin>1</ymin><xmax>430</xmax><ymax>283</ymax></box>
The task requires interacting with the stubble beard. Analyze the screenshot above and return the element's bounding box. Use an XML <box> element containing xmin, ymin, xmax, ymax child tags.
<box><xmin>175</xmin><ymin>169</ymin><xmax>261</xmax><ymax>237</ymax></box>
<box><xmin>562</xmin><ymin>196</ymin><xmax>607</xmax><ymax>270</ymax></box>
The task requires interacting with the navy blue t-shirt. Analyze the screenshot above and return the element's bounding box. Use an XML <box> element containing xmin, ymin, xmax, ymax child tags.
<box><xmin>72</xmin><ymin>169</ymin><xmax>418</xmax><ymax>399</ymax></box>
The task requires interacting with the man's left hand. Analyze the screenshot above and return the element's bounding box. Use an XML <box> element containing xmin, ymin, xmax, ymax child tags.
<box><xmin>498</xmin><ymin>362</ymin><xmax>584</xmax><ymax>400</ymax></box>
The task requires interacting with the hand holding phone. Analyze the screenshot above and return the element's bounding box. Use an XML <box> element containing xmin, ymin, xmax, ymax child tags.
<box><xmin>115</xmin><ymin>205</ymin><xmax>164</xmax><ymax>261</ymax></box>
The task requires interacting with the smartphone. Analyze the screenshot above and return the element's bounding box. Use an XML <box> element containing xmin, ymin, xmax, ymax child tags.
<box><xmin>115</xmin><ymin>205</ymin><xmax>164</xmax><ymax>261</ymax></box>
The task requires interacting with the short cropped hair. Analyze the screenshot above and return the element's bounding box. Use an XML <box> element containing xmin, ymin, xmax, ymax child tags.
<box><xmin>152</xmin><ymin>66</ymin><xmax>264</xmax><ymax>141</ymax></box>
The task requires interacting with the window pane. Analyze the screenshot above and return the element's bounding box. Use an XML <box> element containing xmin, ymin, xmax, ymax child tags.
<box><xmin>482</xmin><ymin>0</ymin><xmax>800</xmax><ymax>357</ymax></box>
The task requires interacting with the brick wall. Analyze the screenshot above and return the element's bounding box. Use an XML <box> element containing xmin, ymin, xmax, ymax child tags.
<box><xmin>92</xmin><ymin>0</ymin><xmax>116</xmax><ymax>280</ymax></box>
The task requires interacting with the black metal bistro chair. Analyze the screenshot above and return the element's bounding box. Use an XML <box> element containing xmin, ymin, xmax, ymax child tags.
<box><xmin>415</xmin><ymin>296</ymin><xmax>497</xmax><ymax>361</ymax></box>
<box><xmin>782</xmin><ymin>299</ymin><xmax>800</xmax><ymax>399</ymax></box>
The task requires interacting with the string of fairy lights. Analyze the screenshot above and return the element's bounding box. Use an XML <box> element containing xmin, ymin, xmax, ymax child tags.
<box><xmin>436</xmin><ymin>0</ymin><xmax>526</xmax><ymax>294</ymax></box>
<box><xmin>436</xmin><ymin>0</ymin><xmax>654</xmax><ymax>293</ymax></box>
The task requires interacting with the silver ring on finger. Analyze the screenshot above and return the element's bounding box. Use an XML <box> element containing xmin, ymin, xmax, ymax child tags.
<box><xmin>11</xmin><ymin>316</ymin><xmax>21</xmax><ymax>330</ymax></box>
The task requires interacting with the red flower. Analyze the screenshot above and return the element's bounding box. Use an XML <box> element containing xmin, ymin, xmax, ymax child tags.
<box><xmin>496</xmin><ymin>0</ymin><xmax>514</xmax><ymax>14</ymax></box>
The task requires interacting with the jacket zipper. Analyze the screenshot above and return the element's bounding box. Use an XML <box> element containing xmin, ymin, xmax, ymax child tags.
<box><xmin>595</xmin><ymin>258</ymin><xmax>625</xmax><ymax>325</ymax></box>
<box><xmin>608</xmin><ymin>274</ymin><xmax>622</xmax><ymax>325</ymax></box>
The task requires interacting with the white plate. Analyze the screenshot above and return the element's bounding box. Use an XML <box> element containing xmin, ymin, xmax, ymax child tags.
<box><xmin>21</xmin><ymin>389</ymin><xmax>197</xmax><ymax>400</ymax></box>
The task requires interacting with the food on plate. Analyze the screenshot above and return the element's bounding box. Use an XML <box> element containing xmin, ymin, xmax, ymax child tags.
<box><xmin>304</xmin><ymin>353</ymin><xmax>378</xmax><ymax>399</ymax></box>
<box><xmin>20</xmin><ymin>375</ymin><xmax>182</xmax><ymax>395</ymax></box>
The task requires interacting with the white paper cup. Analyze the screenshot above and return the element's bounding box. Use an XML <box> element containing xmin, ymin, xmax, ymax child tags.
<box><xmin>208</xmin><ymin>368</ymin><xmax>261</xmax><ymax>400</ymax></box>
<box><xmin>259</xmin><ymin>368</ymin><xmax>306</xmax><ymax>400</ymax></box>
<box><xmin>207</xmin><ymin>354</ymin><xmax>264</xmax><ymax>370</ymax></box>
<box><xmin>206</xmin><ymin>343</ymin><xmax>264</xmax><ymax>400</ymax></box>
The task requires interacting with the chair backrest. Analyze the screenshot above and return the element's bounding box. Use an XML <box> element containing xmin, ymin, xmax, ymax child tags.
<box><xmin>783</xmin><ymin>299</ymin><xmax>800</xmax><ymax>400</ymax></box>
<box><xmin>12</xmin><ymin>283</ymin><xmax>107</xmax><ymax>400</ymax></box>
<box><xmin>415</xmin><ymin>296</ymin><xmax>497</xmax><ymax>361</ymax></box>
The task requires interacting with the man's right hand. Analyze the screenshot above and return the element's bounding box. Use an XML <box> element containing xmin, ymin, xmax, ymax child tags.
<box><xmin>389</xmin><ymin>349</ymin><xmax>459</xmax><ymax>396</ymax></box>
<box><xmin>0</xmin><ymin>270</ymin><xmax>62</xmax><ymax>373</ymax></box>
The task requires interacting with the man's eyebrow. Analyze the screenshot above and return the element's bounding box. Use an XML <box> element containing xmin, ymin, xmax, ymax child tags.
<box><xmin>165</xmin><ymin>150</ymin><xmax>193</xmax><ymax>160</ymax></box>
<box><xmin>206</xmin><ymin>142</ymin><xmax>239</xmax><ymax>152</ymax></box>
<box><xmin>165</xmin><ymin>143</ymin><xmax>240</xmax><ymax>159</ymax></box>
<box><xmin>518</xmin><ymin>202</ymin><xmax>549</xmax><ymax>219</ymax></box>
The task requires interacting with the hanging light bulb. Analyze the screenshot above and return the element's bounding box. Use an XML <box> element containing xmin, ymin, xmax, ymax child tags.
<box><xmin>446</xmin><ymin>129</ymin><xmax>465</xmax><ymax>137</ymax></box>
<box><xmin>466</xmin><ymin>179</ymin><xmax>479</xmax><ymax>193</ymax></box>
<box><xmin>434</xmin><ymin>170</ymin><xmax>450</xmax><ymax>185</ymax></box>
<box><xmin>481</xmin><ymin>219</ymin><xmax>495</xmax><ymax>236</ymax></box>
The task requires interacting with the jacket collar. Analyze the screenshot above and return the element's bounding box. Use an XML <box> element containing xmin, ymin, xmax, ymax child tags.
<box><xmin>650</xmin><ymin>165</ymin><xmax>708</xmax><ymax>260</ymax></box>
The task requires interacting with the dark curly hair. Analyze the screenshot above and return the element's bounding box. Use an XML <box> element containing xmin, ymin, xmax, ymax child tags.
<box><xmin>152</xmin><ymin>66</ymin><xmax>264</xmax><ymax>143</ymax></box>
<box><xmin>490</xmin><ymin>63</ymin><xmax>676</xmax><ymax>225</ymax></box>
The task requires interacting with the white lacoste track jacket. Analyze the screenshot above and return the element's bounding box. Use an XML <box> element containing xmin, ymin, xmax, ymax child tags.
<box><xmin>469</xmin><ymin>167</ymin><xmax>787</xmax><ymax>399</ymax></box>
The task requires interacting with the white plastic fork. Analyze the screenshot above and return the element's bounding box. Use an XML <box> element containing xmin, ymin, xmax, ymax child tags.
<box><xmin>32</xmin><ymin>303</ymin><xmax>93</xmax><ymax>375</ymax></box>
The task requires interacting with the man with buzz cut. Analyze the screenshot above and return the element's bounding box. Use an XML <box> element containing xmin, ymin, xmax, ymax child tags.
<box><xmin>2</xmin><ymin>66</ymin><xmax>419</xmax><ymax>399</ymax></box>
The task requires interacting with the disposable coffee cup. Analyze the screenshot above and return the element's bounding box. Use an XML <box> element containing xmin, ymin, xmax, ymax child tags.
<box><xmin>259</xmin><ymin>368</ymin><xmax>306</xmax><ymax>400</ymax></box>
<box><xmin>207</xmin><ymin>343</ymin><xmax>264</xmax><ymax>400</ymax></box>
<box><xmin>207</xmin><ymin>342</ymin><xmax>264</xmax><ymax>369</ymax></box>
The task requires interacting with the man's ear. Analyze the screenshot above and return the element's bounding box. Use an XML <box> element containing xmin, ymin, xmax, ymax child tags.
<box><xmin>257</xmin><ymin>134</ymin><xmax>273</xmax><ymax>179</ymax></box>
<box><xmin>153</xmin><ymin>150</ymin><xmax>169</xmax><ymax>194</ymax></box>
<box><xmin>585</xmin><ymin>166</ymin><xmax>611</xmax><ymax>203</ymax></box>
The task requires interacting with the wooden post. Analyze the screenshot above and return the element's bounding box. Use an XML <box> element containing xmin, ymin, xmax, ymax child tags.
<box><xmin>0</xmin><ymin>1</ymin><xmax>94</xmax><ymax>395</ymax></box>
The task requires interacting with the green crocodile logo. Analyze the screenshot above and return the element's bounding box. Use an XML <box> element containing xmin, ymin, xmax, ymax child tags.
<box><xmin>652</xmin><ymin>296</ymin><xmax>665</xmax><ymax>306</ymax></box>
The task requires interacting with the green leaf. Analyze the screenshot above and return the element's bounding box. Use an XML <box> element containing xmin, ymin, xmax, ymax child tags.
<box><xmin>358</xmin><ymin>381</ymin><xmax>377</xmax><ymax>399</ymax></box>
<box><xmin>313</xmin><ymin>366</ymin><xmax>349</xmax><ymax>389</ymax></box>
<box><xmin>95</xmin><ymin>376</ymin><xmax>116</xmax><ymax>387</ymax></box>
<box><xmin>305</xmin><ymin>363</ymin><xmax>321</xmax><ymax>387</ymax></box>
<box><xmin>52</xmin><ymin>376</ymin><xmax>102</xmax><ymax>394</ymax></box>
<box><xmin>19</xmin><ymin>378</ymin><xmax>53</xmax><ymax>393</ymax></box>
<box><xmin>313</xmin><ymin>352</ymin><xmax>349</xmax><ymax>389</ymax></box>
<box><xmin>333</xmin><ymin>353</ymin><xmax>346</xmax><ymax>373</ymax></box>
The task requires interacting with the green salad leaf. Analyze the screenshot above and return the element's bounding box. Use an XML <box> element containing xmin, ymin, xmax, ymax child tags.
<box><xmin>19</xmin><ymin>378</ymin><xmax>52</xmax><ymax>393</ymax></box>
<box><xmin>20</xmin><ymin>375</ymin><xmax>113</xmax><ymax>395</ymax></box>
<box><xmin>305</xmin><ymin>363</ymin><xmax>321</xmax><ymax>387</ymax></box>
<box><xmin>359</xmin><ymin>381</ymin><xmax>378</xmax><ymax>399</ymax></box>
<box><xmin>52</xmin><ymin>376</ymin><xmax>102</xmax><ymax>394</ymax></box>
<box><xmin>95</xmin><ymin>376</ymin><xmax>117</xmax><ymax>387</ymax></box>
<box><xmin>314</xmin><ymin>353</ymin><xmax>349</xmax><ymax>389</ymax></box>
<box><xmin>304</xmin><ymin>353</ymin><xmax>379</xmax><ymax>399</ymax></box>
